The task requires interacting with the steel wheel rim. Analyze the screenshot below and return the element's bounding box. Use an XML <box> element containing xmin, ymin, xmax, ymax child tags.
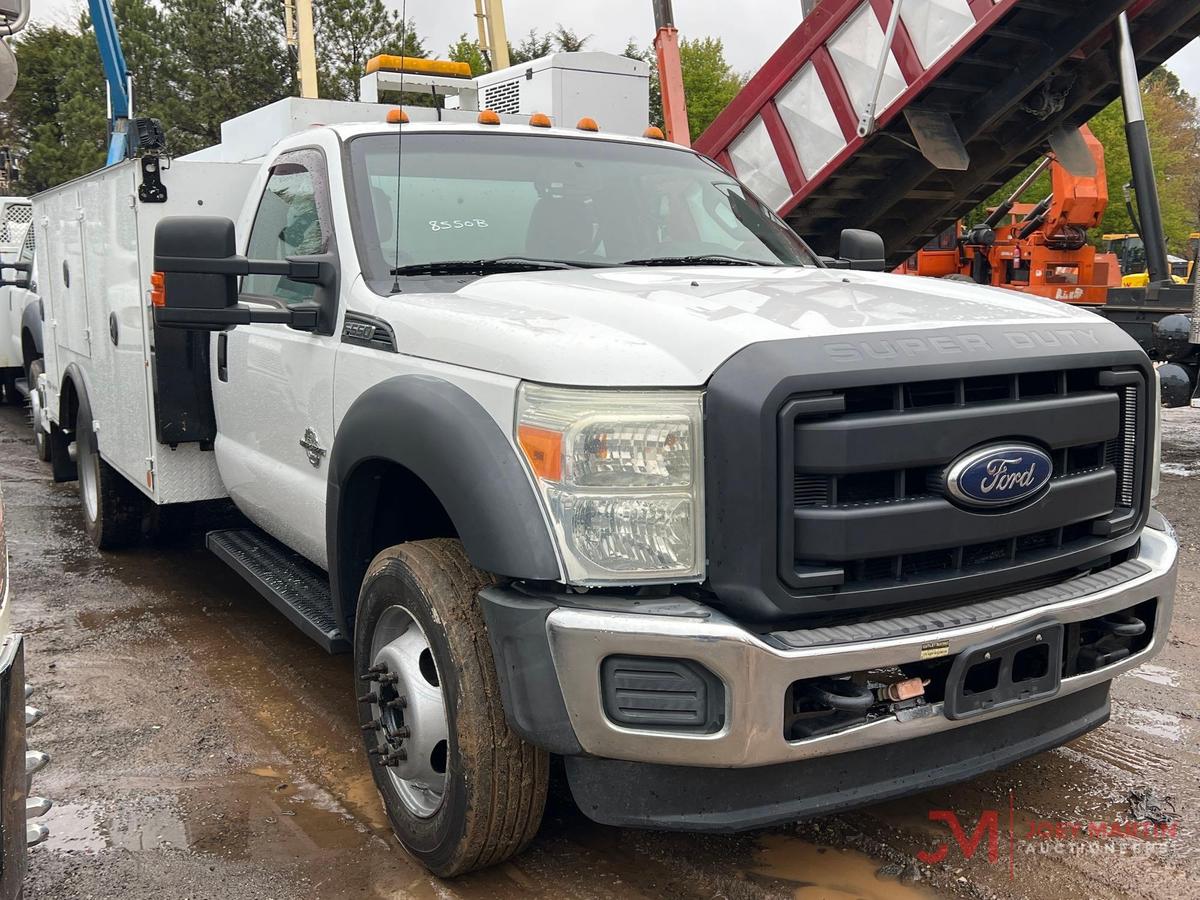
<box><xmin>77</xmin><ymin>426</ymin><xmax>99</xmax><ymax>523</ymax></box>
<box><xmin>366</xmin><ymin>605</ymin><xmax>449</xmax><ymax>819</ymax></box>
<box><xmin>30</xmin><ymin>382</ymin><xmax>45</xmax><ymax>454</ymax></box>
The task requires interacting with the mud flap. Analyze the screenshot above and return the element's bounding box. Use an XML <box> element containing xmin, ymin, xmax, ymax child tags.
<box><xmin>944</xmin><ymin>621</ymin><xmax>1064</xmax><ymax>720</ymax></box>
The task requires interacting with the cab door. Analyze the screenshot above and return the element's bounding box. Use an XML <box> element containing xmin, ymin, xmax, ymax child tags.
<box><xmin>212</xmin><ymin>148</ymin><xmax>341</xmax><ymax>568</ymax></box>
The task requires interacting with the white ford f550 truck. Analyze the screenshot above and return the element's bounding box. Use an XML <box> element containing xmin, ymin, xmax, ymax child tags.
<box><xmin>29</xmin><ymin>55</ymin><xmax>1177</xmax><ymax>876</ymax></box>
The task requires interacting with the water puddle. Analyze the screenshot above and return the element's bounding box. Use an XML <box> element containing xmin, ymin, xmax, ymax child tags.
<box><xmin>1130</xmin><ymin>664</ymin><xmax>1181</xmax><ymax>688</ymax></box>
<box><xmin>1160</xmin><ymin>462</ymin><xmax>1200</xmax><ymax>478</ymax></box>
<box><xmin>750</xmin><ymin>834</ymin><xmax>936</xmax><ymax>900</ymax></box>
<box><xmin>41</xmin><ymin>796</ymin><xmax>188</xmax><ymax>853</ymax></box>
<box><xmin>1119</xmin><ymin>707</ymin><xmax>1184</xmax><ymax>743</ymax></box>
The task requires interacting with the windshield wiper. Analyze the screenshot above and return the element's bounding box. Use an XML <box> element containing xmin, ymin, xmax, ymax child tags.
<box><xmin>619</xmin><ymin>254</ymin><xmax>778</xmax><ymax>267</ymax></box>
<box><xmin>390</xmin><ymin>257</ymin><xmax>598</xmax><ymax>276</ymax></box>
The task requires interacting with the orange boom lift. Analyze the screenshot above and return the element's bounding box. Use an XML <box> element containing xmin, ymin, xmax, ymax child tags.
<box><xmin>897</xmin><ymin>126</ymin><xmax>1113</xmax><ymax>305</ymax></box>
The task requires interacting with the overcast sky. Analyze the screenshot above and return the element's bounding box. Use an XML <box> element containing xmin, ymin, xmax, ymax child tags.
<box><xmin>25</xmin><ymin>0</ymin><xmax>1200</xmax><ymax>99</ymax></box>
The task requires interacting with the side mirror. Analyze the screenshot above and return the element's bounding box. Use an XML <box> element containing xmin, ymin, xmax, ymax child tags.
<box><xmin>0</xmin><ymin>261</ymin><xmax>30</xmax><ymax>288</ymax></box>
<box><xmin>152</xmin><ymin>216</ymin><xmax>330</xmax><ymax>332</ymax></box>
<box><xmin>837</xmin><ymin>229</ymin><xmax>886</xmax><ymax>272</ymax></box>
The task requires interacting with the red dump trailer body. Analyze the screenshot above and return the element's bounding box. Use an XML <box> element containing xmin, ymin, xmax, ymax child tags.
<box><xmin>695</xmin><ymin>0</ymin><xmax>1200</xmax><ymax>266</ymax></box>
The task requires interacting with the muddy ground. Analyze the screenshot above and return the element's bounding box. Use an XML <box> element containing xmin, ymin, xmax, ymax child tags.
<box><xmin>2</xmin><ymin>402</ymin><xmax>1198</xmax><ymax>900</ymax></box>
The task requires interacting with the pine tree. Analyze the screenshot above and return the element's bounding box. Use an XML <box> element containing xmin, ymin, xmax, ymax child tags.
<box><xmin>314</xmin><ymin>0</ymin><xmax>425</xmax><ymax>101</ymax></box>
<box><xmin>447</xmin><ymin>33</ymin><xmax>488</xmax><ymax>77</ymax></box>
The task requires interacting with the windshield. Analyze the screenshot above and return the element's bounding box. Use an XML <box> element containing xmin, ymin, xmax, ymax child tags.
<box><xmin>346</xmin><ymin>132</ymin><xmax>817</xmax><ymax>290</ymax></box>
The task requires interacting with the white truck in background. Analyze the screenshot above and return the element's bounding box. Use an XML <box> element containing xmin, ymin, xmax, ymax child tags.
<box><xmin>0</xmin><ymin>198</ymin><xmax>38</xmax><ymax>408</ymax></box>
<box><xmin>28</xmin><ymin>52</ymin><xmax>1177</xmax><ymax>877</ymax></box>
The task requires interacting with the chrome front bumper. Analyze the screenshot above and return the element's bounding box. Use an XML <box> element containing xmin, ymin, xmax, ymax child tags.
<box><xmin>545</xmin><ymin>521</ymin><xmax>1177</xmax><ymax>768</ymax></box>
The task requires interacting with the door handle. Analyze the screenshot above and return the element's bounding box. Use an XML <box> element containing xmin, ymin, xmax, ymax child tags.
<box><xmin>217</xmin><ymin>332</ymin><xmax>228</xmax><ymax>382</ymax></box>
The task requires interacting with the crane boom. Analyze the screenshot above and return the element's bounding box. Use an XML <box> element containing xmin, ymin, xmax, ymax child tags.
<box><xmin>87</xmin><ymin>0</ymin><xmax>131</xmax><ymax>165</ymax></box>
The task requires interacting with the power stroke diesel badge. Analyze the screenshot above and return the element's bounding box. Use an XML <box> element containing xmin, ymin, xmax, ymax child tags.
<box><xmin>944</xmin><ymin>443</ymin><xmax>1053</xmax><ymax>509</ymax></box>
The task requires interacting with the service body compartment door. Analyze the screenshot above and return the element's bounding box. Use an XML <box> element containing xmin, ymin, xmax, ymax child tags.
<box><xmin>39</xmin><ymin>187</ymin><xmax>94</xmax><ymax>362</ymax></box>
<box><xmin>75</xmin><ymin>165</ymin><xmax>155</xmax><ymax>492</ymax></box>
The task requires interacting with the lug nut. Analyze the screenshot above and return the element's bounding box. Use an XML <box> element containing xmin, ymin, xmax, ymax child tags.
<box><xmin>390</xmin><ymin>725</ymin><xmax>411</xmax><ymax>739</ymax></box>
<box><xmin>361</xmin><ymin>721</ymin><xmax>382</xmax><ymax>732</ymax></box>
<box><xmin>386</xmin><ymin>695</ymin><xmax>408</xmax><ymax>710</ymax></box>
<box><xmin>357</xmin><ymin>691</ymin><xmax>379</xmax><ymax>704</ymax></box>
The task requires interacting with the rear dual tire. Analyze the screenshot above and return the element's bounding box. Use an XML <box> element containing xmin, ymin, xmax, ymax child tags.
<box><xmin>354</xmin><ymin>539</ymin><xmax>548</xmax><ymax>877</ymax></box>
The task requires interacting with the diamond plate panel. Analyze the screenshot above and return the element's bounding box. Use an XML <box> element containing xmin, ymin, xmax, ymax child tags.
<box><xmin>827</xmin><ymin>3</ymin><xmax>907</xmax><ymax>117</ymax></box>
<box><xmin>728</xmin><ymin>116</ymin><xmax>792</xmax><ymax>210</ymax></box>
<box><xmin>900</xmin><ymin>0</ymin><xmax>976</xmax><ymax>69</ymax></box>
<box><xmin>776</xmin><ymin>62</ymin><xmax>847</xmax><ymax>180</ymax></box>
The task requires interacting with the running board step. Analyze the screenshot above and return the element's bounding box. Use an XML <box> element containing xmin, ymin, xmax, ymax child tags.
<box><xmin>207</xmin><ymin>529</ymin><xmax>349</xmax><ymax>654</ymax></box>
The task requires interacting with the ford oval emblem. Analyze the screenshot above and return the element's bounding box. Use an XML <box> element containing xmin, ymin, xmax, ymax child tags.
<box><xmin>945</xmin><ymin>443</ymin><xmax>1053</xmax><ymax>509</ymax></box>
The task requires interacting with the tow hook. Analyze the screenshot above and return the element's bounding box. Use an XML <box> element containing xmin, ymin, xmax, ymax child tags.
<box><xmin>788</xmin><ymin>677</ymin><xmax>876</xmax><ymax>740</ymax></box>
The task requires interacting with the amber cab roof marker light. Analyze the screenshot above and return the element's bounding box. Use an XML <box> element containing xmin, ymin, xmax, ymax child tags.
<box><xmin>386</xmin><ymin>108</ymin><xmax>409</xmax><ymax>124</ymax></box>
<box><xmin>643</xmin><ymin>126</ymin><xmax>666</xmax><ymax>140</ymax></box>
<box><xmin>478</xmin><ymin>109</ymin><xmax>502</xmax><ymax>125</ymax></box>
<box><xmin>576</xmin><ymin>117</ymin><xmax>600</xmax><ymax>132</ymax></box>
<box><xmin>529</xmin><ymin>112</ymin><xmax>552</xmax><ymax>128</ymax></box>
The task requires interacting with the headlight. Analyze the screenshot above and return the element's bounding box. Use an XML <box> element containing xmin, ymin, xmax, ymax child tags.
<box><xmin>516</xmin><ymin>384</ymin><xmax>705</xmax><ymax>584</ymax></box>
<box><xmin>1151</xmin><ymin>367</ymin><xmax>1162</xmax><ymax>501</ymax></box>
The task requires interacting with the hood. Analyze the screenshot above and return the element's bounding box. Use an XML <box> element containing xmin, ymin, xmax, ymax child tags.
<box><xmin>370</xmin><ymin>266</ymin><xmax>1114</xmax><ymax>387</ymax></box>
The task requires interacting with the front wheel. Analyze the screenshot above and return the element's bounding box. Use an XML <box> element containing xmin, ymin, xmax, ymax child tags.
<box><xmin>354</xmin><ymin>539</ymin><xmax>548</xmax><ymax>877</ymax></box>
<box><xmin>27</xmin><ymin>359</ymin><xmax>50</xmax><ymax>462</ymax></box>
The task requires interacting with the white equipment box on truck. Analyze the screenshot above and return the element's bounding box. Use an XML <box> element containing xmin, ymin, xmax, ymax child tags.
<box><xmin>35</xmin><ymin>159</ymin><xmax>256</xmax><ymax>503</ymax></box>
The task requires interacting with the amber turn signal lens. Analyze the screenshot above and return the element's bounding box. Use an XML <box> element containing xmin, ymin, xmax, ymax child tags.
<box><xmin>518</xmin><ymin>425</ymin><xmax>563</xmax><ymax>482</ymax></box>
<box><xmin>529</xmin><ymin>112</ymin><xmax>552</xmax><ymax>128</ymax></box>
<box><xmin>576</xmin><ymin>117</ymin><xmax>600</xmax><ymax>132</ymax></box>
<box><xmin>149</xmin><ymin>271</ymin><xmax>166</xmax><ymax>308</ymax></box>
<box><xmin>643</xmin><ymin>126</ymin><xmax>665</xmax><ymax>140</ymax></box>
<box><xmin>478</xmin><ymin>109</ymin><xmax>502</xmax><ymax>125</ymax></box>
<box><xmin>386</xmin><ymin>108</ymin><xmax>409</xmax><ymax>124</ymax></box>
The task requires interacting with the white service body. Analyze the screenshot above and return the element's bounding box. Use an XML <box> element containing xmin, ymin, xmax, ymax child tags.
<box><xmin>35</xmin><ymin>159</ymin><xmax>257</xmax><ymax>503</ymax></box>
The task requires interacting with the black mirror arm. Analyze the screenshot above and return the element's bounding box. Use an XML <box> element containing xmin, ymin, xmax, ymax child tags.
<box><xmin>155</xmin><ymin>302</ymin><xmax>319</xmax><ymax>331</ymax></box>
<box><xmin>154</xmin><ymin>254</ymin><xmax>330</xmax><ymax>286</ymax></box>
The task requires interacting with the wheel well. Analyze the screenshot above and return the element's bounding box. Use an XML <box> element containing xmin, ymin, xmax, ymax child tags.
<box><xmin>337</xmin><ymin>459</ymin><xmax>458</xmax><ymax>626</ymax></box>
<box><xmin>20</xmin><ymin>329</ymin><xmax>38</xmax><ymax>373</ymax></box>
<box><xmin>59</xmin><ymin>374</ymin><xmax>80</xmax><ymax>433</ymax></box>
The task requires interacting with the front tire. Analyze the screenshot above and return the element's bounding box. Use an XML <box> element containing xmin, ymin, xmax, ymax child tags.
<box><xmin>0</xmin><ymin>371</ymin><xmax>18</xmax><ymax>405</ymax></box>
<box><xmin>27</xmin><ymin>359</ymin><xmax>50</xmax><ymax>462</ymax></box>
<box><xmin>354</xmin><ymin>539</ymin><xmax>548</xmax><ymax>877</ymax></box>
<box><xmin>75</xmin><ymin>392</ymin><xmax>144</xmax><ymax>550</ymax></box>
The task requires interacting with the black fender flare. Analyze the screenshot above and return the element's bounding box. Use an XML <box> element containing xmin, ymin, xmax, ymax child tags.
<box><xmin>326</xmin><ymin>375</ymin><xmax>560</xmax><ymax>631</ymax></box>
<box><xmin>20</xmin><ymin>298</ymin><xmax>44</xmax><ymax>363</ymax></box>
<box><xmin>58</xmin><ymin>361</ymin><xmax>91</xmax><ymax>431</ymax></box>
